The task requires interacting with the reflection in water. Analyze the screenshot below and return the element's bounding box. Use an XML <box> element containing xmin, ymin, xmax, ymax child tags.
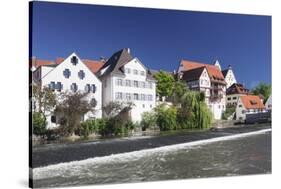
<box><xmin>33</xmin><ymin>131</ymin><xmax>271</xmax><ymax>188</ymax></box>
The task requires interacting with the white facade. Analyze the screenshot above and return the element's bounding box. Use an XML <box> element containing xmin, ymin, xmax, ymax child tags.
<box><xmin>34</xmin><ymin>53</ymin><xmax>102</xmax><ymax>128</ymax></box>
<box><xmin>265</xmin><ymin>95</ymin><xmax>272</xmax><ymax>110</ymax></box>
<box><xmin>185</xmin><ymin>68</ymin><xmax>226</xmax><ymax>120</ymax></box>
<box><xmin>224</xmin><ymin>69</ymin><xmax>237</xmax><ymax>88</ymax></box>
<box><xmin>236</xmin><ymin>98</ymin><xmax>246</xmax><ymax>121</ymax></box>
<box><xmin>214</xmin><ymin>60</ymin><xmax>221</xmax><ymax>70</ymax></box>
<box><xmin>226</xmin><ymin>94</ymin><xmax>244</xmax><ymax>106</ymax></box>
<box><xmin>101</xmin><ymin>58</ymin><xmax>156</xmax><ymax>122</ymax></box>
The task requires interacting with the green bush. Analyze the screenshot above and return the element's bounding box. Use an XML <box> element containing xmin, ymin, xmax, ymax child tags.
<box><xmin>32</xmin><ymin>112</ymin><xmax>47</xmax><ymax>136</ymax></box>
<box><xmin>155</xmin><ymin>105</ymin><xmax>177</xmax><ymax>131</ymax></box>
<box><xmin>78</xmin><ymin>119</ymin><xmax>99</xmax><ymax>138</ymax></box>
<box><xmin>222</xmin><ymin>106</ymin><xmax>236</xmax><ymax>120</ymax></box>
<box><xmin>141</xmin><ymin>111</ymin><xmax>157</xmax><ymax>131</ymax></box>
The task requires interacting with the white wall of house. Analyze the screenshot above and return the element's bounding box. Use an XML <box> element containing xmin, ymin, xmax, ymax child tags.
<box><xmin>102</xmin><ymin>58</ymin><xmax>156</xmax><ymax>122</ymax></box>
<box><xmin>226</xmin><ymin>94</ymin><xmax>245</xmax><ymax>106</ymax></box>
<box><xmin>225</xmin><ymin>69</ymin><xmax>237</xmax><ymax>88</ymax></box>
<box><xmin>39</xmin><ymin>53</ymin><xmax>102</xmax><ymax>128</ymax></box>
<box><xmin>265</xmin><ymin>95</ymin><xmax>272</xmax><ymax>110</ymax></box>
<box><xmin>236</xmin><ymin>98</ymin><xmax>246</xmax><ymax>121</ymax></box>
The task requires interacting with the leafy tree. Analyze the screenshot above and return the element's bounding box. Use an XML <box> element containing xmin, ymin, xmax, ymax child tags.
<box><xmin>140</xmin><ymin>111</ymin><xmax>157</xmax><ymax>131</ymax></box>
<box><xmin>155</xmin><ymin>105</ymin><xmax>177</xmax><ymax>131</ymax></box>
<box><xmin>32</xmin><ymin>112</ymin><xmax>47</xmax><ymax>136</ymax></box>
<box><xmin>177</xmin><ymin>91</ymin><xmax>212</xmax><ymax>129</ymax></box>
<box><xmin>171</xmin><ymin>80</ymin><xmax>188</xmax><ymax>103</ymax></box>
<box><xmin>154</xmin><ymin>70</ymin><xmax>175</xmax><ymax>100</ymax></box>
<box><xmin>32</xmin><ymin>84</ymin><xmax>57</xmax><ymax>122</ymax></box>
<box><xmin>252</xmin><ymin>82</ymin><xmax>271</xmax><ymax>102</ymax></box>
<box><xmin>55</xmin><ymin>92</ymin><xmax>97</xmax><ymax>136</ymax></box>
<box><xmin>103</xmin><ymin>101</ymin><xmax>134</xmax><ymax>118</ymax></box>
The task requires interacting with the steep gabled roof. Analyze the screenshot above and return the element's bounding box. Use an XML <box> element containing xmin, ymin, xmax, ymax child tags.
<box><xmin>30</xmin><ymin>57</ymin><xmax>56</xmax><ymax>68</ymax></box>
<box><xmin>240</xmin><ymin>95</ymin><xmax>265</xmax><ymax>109</ymax></box>
<box><xmin>179</xmin><ymin>59</ymin><xmax>226</xmax><ymax>84</ymax></box>
<box><xmin>226</xmin><ymin>83</ymin><xmax>249</xmax><ymax>95</ymax></box>
<box><xmin>98</xmin><ymin>48</ymin><xmax>155</xmax><ymax>81</ymax></box>
<box><xmin>222</xmin><ymin>69</ymin><xmax>229</xmax><ymax>78</ymax></box>
<box><xmin>181</xmin><ymin>66</ymin><xmax>206</xmax><ymax>82</ymax></box>
<box><xmin>98</xmin><ymin>48</ymin><xmax>133</xmax><ymax>77</ymax></box>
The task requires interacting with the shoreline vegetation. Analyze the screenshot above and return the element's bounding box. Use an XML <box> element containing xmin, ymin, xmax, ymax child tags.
<box><xmin>32</xmin><ymin>71</ymin><xmax>271</xmax><ymax>145</ymax></box>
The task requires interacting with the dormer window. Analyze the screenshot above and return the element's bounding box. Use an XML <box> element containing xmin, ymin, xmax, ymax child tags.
<box><xmin>63</xmin><ymin>69</ymin><xmax>71</xmax><ymax>78</ymax></box>
<box><xmin>250</xmin><ymin>100</ymin><xmax>257</xmax><ymax>105</ymax></box>
<box><xmin>70</xmin><ymin>83</ymin><xmax>78</xmax><ymax>92</ymax></box>
<box><xmin>71</xmin><ymin>56</ymin><xmax>78</xmax><ymax>65</ymax></box>
<box><xmin>85</xmin><ymin>84</ymin><xmax>91</xmax><ymax>93</ymax></box>
<box><xmin>78</xmin><ymin>70</ymin><xmax>85</xmax><ymax>80</ymax></box>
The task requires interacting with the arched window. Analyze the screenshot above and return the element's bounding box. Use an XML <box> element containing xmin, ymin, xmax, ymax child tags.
<box><xmin>85</xmin><ymin>84</ymin><xmax>91</xmax><ymax>93</ymax></box>
<box><xmin>70</xmin><ymin>83</ymin><xmax>78</xmax><ymax>92</ymax></box>
<box><xmin>63</xmin><ymin>69</ymin><xmax>71</xmax><ymax>78</ymax></box>
<box><xmin>91</xmin><ymin>84</ymin><xmax>96</xmax><ymax>93</ymax></box>
<box><xmin>78</xmin><ymin>70</ymin><xmax>85</xmax><ymax>80</ymax></box>
<box><xmin>71</xmin><ymin>56</ymin><xmax>78</xmax><ymax>65</ymax></box>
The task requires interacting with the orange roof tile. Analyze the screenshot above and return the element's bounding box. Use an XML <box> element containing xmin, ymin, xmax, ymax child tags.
<box><xmin>34</xmin><ymin>59</ymin><xmax>55</xmax><ymax>68</ymax></box>
<box><xmin>83</xmin><ymin>59</ymin><xmax>105</xmax><ymax>73</ymax></box>
<box><xmin>180</xmin><ymin>59</ymin><xmax>225</xmax><ymax>82</ymax></box>
<box><xmin>240</xmin><ymin>95</ymin><xmax>265</xmax><ymax>109</ymax></box>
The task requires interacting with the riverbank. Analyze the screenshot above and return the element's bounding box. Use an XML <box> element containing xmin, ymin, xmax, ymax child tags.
<box><xmin>32</xmin><ymin>123</ymin><xmax>271</xmax><ymax>168</ymax></box>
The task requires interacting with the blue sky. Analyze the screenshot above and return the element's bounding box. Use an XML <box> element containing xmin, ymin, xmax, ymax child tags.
<box><xmin>31</xmin><ymin>1</ymin><xmax>271</xmax><ymax>89</ymax></box>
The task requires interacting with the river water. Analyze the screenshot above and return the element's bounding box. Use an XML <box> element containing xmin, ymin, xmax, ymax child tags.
<box><xmin>33</xmin><ymin>130</ymin><xmax>271</xmax><ymax>188</ymax></box>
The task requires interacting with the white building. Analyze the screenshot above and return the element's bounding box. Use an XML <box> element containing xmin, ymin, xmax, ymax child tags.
<box><xmin>97</xmin><ymin>48</ymin><xmax>156</xmax><ymax>122</ymax></box>
<box><xmin>32</xmin><ymin>53</ymin><xmax>103</xmax><ymax>128</ymax></box>
<box><xmin>236</xmin><ymin>95</ymin><xmax>266</xmax><ymax>121</ymax></box>
<box><xmin>265</xmin><ymin>94</ymin><xmax>272</xmax><ymax>110</ymax></box>
<box><xmin>177</xmin><ymin>59</ymin><xmax>227</xmax><ymax>120</ymax></box>
<box><xmin>226</xmin><ymin>83</ymin><xmax>249</xmax><ymax>106</ymax></box>
<box><xmin>222</xmin><ymin>65</ymin><xmax>237</xmax><ymax>88</ymax></box>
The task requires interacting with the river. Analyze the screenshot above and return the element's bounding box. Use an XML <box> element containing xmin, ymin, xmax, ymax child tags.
<box><xmin>32</xmin><ymin>129</ymin><xmax>271</xmax><ymax>188</ymax></box>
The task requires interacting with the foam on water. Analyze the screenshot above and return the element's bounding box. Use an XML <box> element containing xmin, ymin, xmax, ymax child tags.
<box><xmin>33</xmin><ymin>128</ymin><xmax>271</xmax><ymax>180</ymax></box>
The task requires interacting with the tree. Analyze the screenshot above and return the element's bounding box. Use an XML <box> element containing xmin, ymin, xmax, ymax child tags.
<box><xmin>155</xmin><ymin>105</ymin><xmax>177</xmax><ymax>131</ymax></box>
<box><xmin>32</xmin><ymin>84</ymin><xmax>57</xmax><ymax>121</ymax></box>
<box><xmin>103</xmin><ymin>101</ymin><xmax>134</xmax><ymax>118</ymax></box>
<box><xmin>252</xmin><ymin>82</ymin><xmax>271</xmax><ymax>103</ymax></box>
<box><xmin>55</xmin><ymin>92</ymin><xmax>97</xmax><ymax>136</ymax></box>
<box><xmin>171</xmin><ymin>80</ymin><xmax>188</xmax><ymax>103</ymax></box>
<box><xmin>154</xmin><ymin>70</ymin><xmax>175</xmax><ymax>101</ymax></box>
<box><xmin>32</xmin><ymin>112</ymin><xmax>47</xmax><ymax>136</ymax></box>
<box><xmin>140</xmin><ymin>111</ymin><xmax>157</xmax><ymax>131</ymax></box>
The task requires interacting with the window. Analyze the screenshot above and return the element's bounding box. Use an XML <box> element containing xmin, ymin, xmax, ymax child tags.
<box><xmin>85</xmin><ymin>84</ymin><xmax>91</xmax><ymax>93</ymax></box>
<box><xmin>141</xmin><ymin>81</ymin><xmax>145</xmax><ymax>88</ymax></box>
<box><xmin>63</xmin><ymin>69</ymin><xmax>71</xmax><ymax>78</ymax></box>
<box><xmin>239</xmin><ymin>104</ymin><xmax>242</xmax><ymax>108</ymax></box>
<box><xmin>227</xmin><ymin>97</ymin><xmax>231</xmax><ymax>100</ymax></box>
<box><xmin>143</xmin><ymin>104</ymin><xmax>145</xmax><ymax>108</ymax></box>
<box><xmin>141</xmin><ymin>94</ymin><xmax>145</xmax><ymax>101</ymax></box>
<box><xmin>78</xmin><ymin>70</ymin><xmax>85</xmax><ymax>80</ymax></box>
<box><xmin>140</xmin><ymin>71</ymin><xmax>145</xmax><ymax>76</ymax></box>
<box><xmin>56</xmin><ymin>82</ymin><xmax>63</xmax><ymax>91</ymax></box>
<box><xmin>148</xmin><ymin>95</ymin><xmax>153</xmax><ymax>101</ymax></box>
<box><xmin>133</xmin><ymin>69</ymin><xmax>138</xmax><ymax>75</ymax></box>
<box><xmin>117</xmin><ymin>79</ymin><xmax>122</xmax><ymax>86</ymax></box>
<box><xmin>71</xmin><ymin>56</ymin><xmax>78</xmax><ymax>65</ymax></box>
<box><xmin>148</xmin><ymin>82</ymin><xmax>153</xmax><ymax>89</ymax></box>
<box><xmin>71</xmin><ymin>83</ymin><xmax>78</xmax><ymax>92</ymax></box>
<box><xmin>242</xmin><ymin>110</ymin><xmax>245</xmax><ymax>114</ymax></box>
<box><xmin>133</xmin><ymin>80</ymin><xmax>138</xmax><ymax>87</ymax></box>
<box><xmin>51</xmin><ymin>115</ymin><xmax>56</xmax><ymax>123</ymax></box>
<box><xmin>133</xmin><ymin>93</ymin><xmax>138</xmax><ymax>100</ymax></box>
<box><xmin>150</xmin><ymin>104</ymin><xmax>152</xmax><ymax>108</ymax></box>
<box><xmin>125</xmin><ymin>79</ymin><xmax>131</xmax><ymax>87</ymax></box>
<box><xmin>116</xmin><ymin>92</ymin><xmax>122</xmax><ymax>100</ymax></box>
<box><xmin>90</xmin><ymin>98</ymin><xmax>97</xmax><ymax>107</ymax></box>
<box><xmin>233</xmin><ymin>97</ymin><xmax>237</xmax><ymax>100</ymax></box>
<box><xmin>125</xmin><ymin>68</ymin><xmax>131</xmax><ymax>74</ymax></box>
<box><xmin>91</xmin><ymin>84</ymin><xmax>96</xmax><ymax>93</ymax></box>
<box><xmin>218</xmin><ymin>105</ymin><xmax>220</xmax><ymax>109</ymax></box>
<box><xmin>49</xmin><ymin>81</ymin><xmax>56</xmax><ymax>90</ymax></box>
<box><xmin>126</xmin><ymin>93</ymin><xmax>131</xmax><ymax>100</ymax></box>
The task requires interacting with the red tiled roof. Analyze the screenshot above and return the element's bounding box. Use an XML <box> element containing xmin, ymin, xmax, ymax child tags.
<box><xmin>83</xmin><ymin>59</ymin><xmax>105</xmax><ymax>73</ymax></box>
<box><xmin>55</xmin><ymin>57</ymin><xmax>65</xmax><ymax>64</ymax></box>
<box><xmin>180</xmin><ymin>60</ymin><xmax>225</xmax><ymax>82</ymax></box>
<box><xmin>226</xmin><ymin>83</ymin><xmax>250</xmax><ymax>95</ymax></box>
<box><xmin>240</xmin><ymin>95</ymin><xmax>265</xmax><ymax>110</ymax></box>
<box><xmin>33</xmin><ymin>59</ymin><xmax>55</xmax><ymax>68</ymax></box>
